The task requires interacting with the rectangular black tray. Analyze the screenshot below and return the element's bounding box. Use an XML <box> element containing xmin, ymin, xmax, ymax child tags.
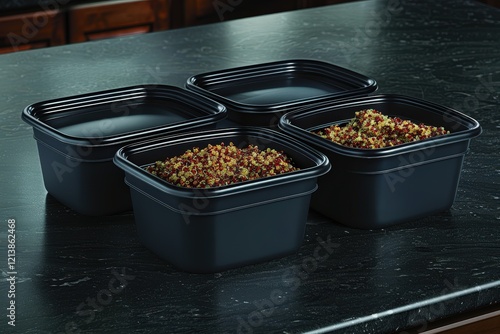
<box><xmin>22</xmin><ymin>85</ymin><xmax>226</xmax><ymax>215</ymax></box>
<box><xmin>279</xmin><ymin>94</ymin><xmax>482</xmax><ymax>229</ymax></box>
<box><xmin>113</xmin><ymin>127</ymin><xmax>330</xmax><ymax>273</ymax></box>
<box><xmin>186</xmin><ymin>59</ymin><xmax>377</xmax><ymax>127</ymax></box>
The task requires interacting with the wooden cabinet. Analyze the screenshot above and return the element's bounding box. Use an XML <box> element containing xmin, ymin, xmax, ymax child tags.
<box><xmin>405</xmin><ymin>306</ymin><xmax>500</xmax><ymax>334</ymax></box>
<box><xmin>0</xmin><ymin>0</ymin><xmax>171</xmax><ymax>54</ymax></box>
<box><xmin>0</xmin><ymin>10</ymin><xmax>65</xmax><ymax>54</ymax></box>
<box><xmin>477</xmin><ymin>0</ymin><xmax>500</xmax><ymax>7</ymax></box>
<box><xmin>298</xmin><ymin>0</ymin><xmax>358</xmax><ymax>7</ymax></box>
<box><xmin>0</xmin><ymin>0</ymin><xmax>362</xmax><ymax>54</ymax></box>
<box><xmin>180</xmin><ymin>0</ymin><xmax>301</xmax><ymax>27</ymax></box>
<box><xmin>68</xmin><ymin>0</ymin><xmax>170</xmax><ymax>43</ymax></box>
<box><xmin>178</xmin><ymin>0</ymin><xmax>357</xmax><ymax>28</ymax></box>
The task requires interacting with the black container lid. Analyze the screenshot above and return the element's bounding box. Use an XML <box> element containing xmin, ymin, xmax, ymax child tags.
<box><xmin>186</xmin><ymin>59</ymin><xmax>377</xmax><ymax>126</ymax></box>
<box><xmin>22</xmin><ymin>85</ymin><xmax>227</xmax><ymax>161</ymax></box>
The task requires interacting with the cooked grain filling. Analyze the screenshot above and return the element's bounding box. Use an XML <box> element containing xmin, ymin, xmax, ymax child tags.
<box><xmin>314</xmin><ymin>109</ymin><xmax>449</xmax><ymax>149</ymax></box>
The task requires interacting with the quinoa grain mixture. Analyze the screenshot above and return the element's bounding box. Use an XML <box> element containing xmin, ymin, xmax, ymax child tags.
<box><xmin>145</xmin><ymin>142</ymin><xmax>299</xmax><ymax>188</ymax></box>
<box><xmin>315</xmin><ymin>109</ymin><xmax>449</xmax><ymax>149</ymax></box>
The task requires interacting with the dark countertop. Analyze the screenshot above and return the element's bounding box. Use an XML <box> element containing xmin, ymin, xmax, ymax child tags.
<box><xmin>1</xmin><ymin>0</ymin><xmax>499</xmax><ymax>333</ymax></box>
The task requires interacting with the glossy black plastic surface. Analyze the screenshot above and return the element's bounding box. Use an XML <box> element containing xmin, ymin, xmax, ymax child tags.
<box><xmin>186</xmin><ymin>59</ymin><xmax>377</xmax><ymax>127</ymax></box>
<box><xmin>21</xmin><ymin>85</ymin><xmax>227</xmax><ymax>215</ymax></box>
<box><xmin>280</xmin><ymin>94</ymin><xmax>482</xmax><ymax>229</ymax></box>
<box><xmin>114</xmin><ymin>127</ymin><xmax>330</xmax><ymax>273</ymax></box>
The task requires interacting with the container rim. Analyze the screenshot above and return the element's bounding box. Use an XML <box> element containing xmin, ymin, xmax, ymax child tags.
<box><xmin>279</xmin><ymin>94</ymin><xmax>482</xmax><ymax>158</ymax></box>
<box><xmin>113</xmin><ymin>127</ymin><xmax>331</xmax><ymax>199</ymax></box>
<box><xmin>185</xmin><ymin>58</ymin><xmax>378</xmax><ymax>113</ymax></box>
<box><xmin>21</xmin><ymin>85</ymin><xmax>227</xmax><ymax>148</ymax></box>
<box><xmin>125</xmin><ymin>177</ymin><xmax>318</xmax><ymax>216</ymax></box>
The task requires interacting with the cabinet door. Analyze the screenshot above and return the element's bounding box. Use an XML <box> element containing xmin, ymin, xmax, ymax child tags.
<box><xmin>68</xmin><ymin>0</ymin><xmax>170</xmax><ymax>43</ymax></box>
<box><xmin>0</xmin><ymin>10</ymin><xmax>65</xmax><ymax>54</ymax></box>
<box><xmin>297</xmin><ymin>0</ymin><xmax>356</xmax><ymax>7</ymax></box>
<box><xmin>182</xmin><ymin>0</ymin><xmax>300</xmax><ymax>26</ymax></box>
<box><xmin>418</xmin><ymin>309</ymin><xmax>500</xmax><ymax>334</ymax></box>
<box><xmin>478</xmin><ymin>0</ymin><xmax>500</xmax><ymax>7</ymax></box>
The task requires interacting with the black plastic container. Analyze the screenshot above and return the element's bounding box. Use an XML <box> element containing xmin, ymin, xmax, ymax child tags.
<box><xmin>113</xmin><ymin>127</ymin><xmax>330</xmax><ymax>273</ymax></box>
<box><xmin>21</xmin><ymin>85</ymin><xmax>227</xmax><ymax>215</ymax></box>
<box><xmin>279</xmin><ymin>94</ymin><xmax>482</xmax><ymax>229</ymax></box>
<box><xmin>186</xmin><ymin>59</ymin><xmax>377</xmax><ymax>127</ymax></box>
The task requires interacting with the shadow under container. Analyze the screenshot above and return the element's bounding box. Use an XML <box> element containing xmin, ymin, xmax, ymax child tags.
<box><xmin>21</xmin><ymin>85</ymin><xmax>227</xmax><ymax>216</ymax></box>
<box><xmin>186</xmin><ymin>59</ymin><xmax>377</xmax><ymax>127</ymax></box>
<box><xmin>113</xmin><ymin>127</ymin><xmax>330</xmax><ymax>273</ymax></box>
<box><xmin>279</xmin><ymin>94</ymin><xmax>482</xmax><ymax>229</ymax></box>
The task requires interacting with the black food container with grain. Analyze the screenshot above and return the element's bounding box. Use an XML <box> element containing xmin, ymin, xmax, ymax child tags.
<box><xmin>186</xmin><ymin>59</ymin><xmax>377</xmax><ymax>127</ymax></box>
<box><xmin>113</xmin><ymin>127</ymin><xmax>330</xmax><ymax>273</ymax></box>
<box><xmin>21</xmin><ymin>85</ymin><xmax>227</xmax><ymax>216</ymax></box>
<box><xmin>279</xmin><ymin>94</ymin><xmax>482</xmax><ymax>229</ymax></box>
